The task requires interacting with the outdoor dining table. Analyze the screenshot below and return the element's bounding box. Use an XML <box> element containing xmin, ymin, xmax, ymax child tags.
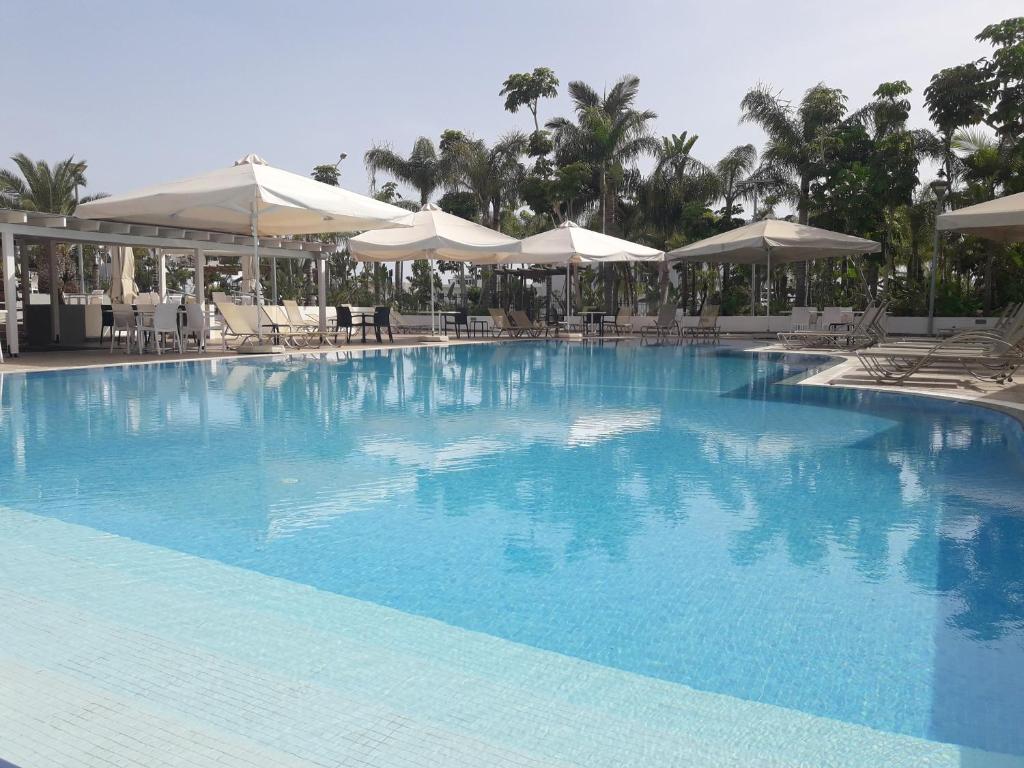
<box><xmin>470</xmin><ymin>318</ymin><xmax>490</xmax><ymax>337</ymax></box>
<box><xmin>582</xmin><ymin>311</ymin><xmax>606</xmax><ymax>336</ymax></box>
<box><xmin>351</xmin><ymin>310</ymin><xmax>375</xmax><ymax>343</ymax></box>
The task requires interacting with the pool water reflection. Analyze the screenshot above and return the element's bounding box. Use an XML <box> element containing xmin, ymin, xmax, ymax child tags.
<box><xmin>1</xmin><ymin>342</ymin><xmax>1022</xmax><ymax>755</ymax></box>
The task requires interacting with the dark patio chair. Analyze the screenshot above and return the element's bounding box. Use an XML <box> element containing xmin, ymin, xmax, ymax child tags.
<box><xmin>443</xmin><ymin>310</ymin><xmax>469</xmax><ymax>339</ymax></box>
<box><xmin>99</xmin><ymin>305</ymin><xmax>114</xmax><ymax>345</ymax></box>
<box><xmin>334</xmin><ymin>306</ymin><xmax>355</xmax><ymax>343</ymax></box>
<box><xmin>374</xmin><ymin>306</ymin><xmax>393</xmax><ymax>343</ymax></box>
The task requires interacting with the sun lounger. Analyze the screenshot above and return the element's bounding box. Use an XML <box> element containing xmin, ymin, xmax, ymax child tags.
<box><xmin>778</xmin><ymin>303</ymin><xmax>886</xmax><ymax>349</ymax></box>
<box><xmin>216</xmin><ymin>301</ymin><xmax>261</xmax><ymax>350</ymax></box>
<box><xmin>510</xmin><ymin>310</ymin><xmax>550</xmax><ymax>338</ymax></box>
<box><xmin>488</xmin><ymin>308</ymin><xmax>519</xmax><ymax>337</ymax></box>
<box><xmin>856</xmin><ymin>322</ymin><xmax>1024</xmax><ymax>384</ymax></box>
<box><xmin>683</xmin><ymin>303</ymin><xmax>720</xmax><ymax>343</ymax></box>
<box><xmin>640</xmin><ymin>306</ymin><xmax>680</xmax><ymax>340</ymax></box>
<box><xmin>611</xmin><ymin>306</ymin><xmax>634</xmax><ymax>335</ymax></box>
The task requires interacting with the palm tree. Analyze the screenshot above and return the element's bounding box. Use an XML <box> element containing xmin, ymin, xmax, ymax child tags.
<box><xmin>547</xmin><ymin>74</ymin><xmax>659</xmax><ymax>310</ymax></box>
<box><xmin>0</xmin><ymin>153</ymin><xmax>100</xmax><ymax>213</ymax></box>
<box><xmin>445</xmin><ymin>132</ymin><xmax>528</xmax><ymax>307</ymax></box>
<box><xmin>447</xmin><ymin>132</ymin><xmax>528</xmax><ymax>230</ymax></box>
<box><xmin>740</xmin><ymin>83</ymin><xmax>847</xmax><ymax>305</ymax></box>
<box><xmin>364</xmin><ymin>137</ymin><xmax>457</xmax><ymax>296</ymax></box>
<box><xmin>714</xmin><ymin>144</ymin><xmax>758</xmax><ymax>223</ymax></box>
<box><xmin>0</xmin><ymin>153</ymin><xmax>104</xmax><ymax>295</ymax></box>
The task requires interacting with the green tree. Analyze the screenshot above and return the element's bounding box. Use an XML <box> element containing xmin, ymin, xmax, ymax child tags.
<box><xmin>364</xmin><ymin>137</ymin><xmax>458</xmax><ymax>296</ymax></box>
<box><xmin>500</xmin><ymin>67</ymin><xmax>559</xmax><ymax>132</ymax></box>
<box><xmin>547</xmin><ymin>74</ymin><xmax>659</xmax><ymax>310</ymax></box>
<box><xmin>924</xmin><ymin>63</ymin><xmax>992</xmax><ymax>184</ymax></box>
<box><xmin>0</xmin><ymin>153</ymin><xmax>100</xmax><ymax>213</ymax></box>
<box><xmin>741</xmin><ymin>83</ymin><xmax>848</xmax><ymax>305</ymax></box>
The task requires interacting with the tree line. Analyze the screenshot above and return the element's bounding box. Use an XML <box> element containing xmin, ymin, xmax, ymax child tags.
<box><xmin>2</xmin><ymin>16</ymin><xmax>1022</xmax><ymax>316</ymax></box>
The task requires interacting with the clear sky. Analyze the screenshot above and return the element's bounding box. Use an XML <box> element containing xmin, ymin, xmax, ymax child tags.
<box><xmin>6</xmin><ymin>0</ymin><xmax>1021</xmax><ymax>201</ymax></box>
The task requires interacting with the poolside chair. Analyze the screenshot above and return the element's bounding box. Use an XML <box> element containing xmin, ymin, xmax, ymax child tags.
<box><xmin>611</xmin><ymin>306</ymin><xmax>634</xmax><ymax>335</ymax></box>
<box><xmin>183</xmin><ymin>303</ymin><xmax>207</xmax><ymax>351</ymax></box>
<box><xmin>857</xmin><ymin>318</ymin><xmax>1024</xmax><ymax>384</ymax></box>
<box><xmin>110</xmin><ymin>304</ymin><xmax>136</xmax><ymax>353</ymax></box>
<box><xmin>261</xmin><ymin>304</ymin><xmax>314</xmax><ymax>347</ymax></box>
<box><xmin>373</xmin><ymin>306</ymin><xmax>394</xmax><ymax>343</ymax></box>
<box><xmin>443</xmin><ymin>310</ymin><xmax>470</xmax><ymax>339</ymax></box>
<box><xmin>510</xmin><ymin>310</ymin><xmax>549</xmax><ymax>338</ymax></box>
<box><xmin>778</xmin><ymin>303</ymin><xmax>886</xmax><ymax>350</ymax></box>
<box><xmin>334</xmin><ymin>306</ymin><xmax>356</xmax><ymax>343</ymax></box>
<box><xmin>146</xmin><ymin>303</ymin><xmax>182</xmax><ymax>355</ymax></box>
<box><xmin>488</xmin><ymin>308</ymin><xmax>518</xmax><ymax>337</ymax></box>
<box><xmin>818</xmin><ymin>306</ymin><xmax>854</xmax><ymax>332</ymax></box>
<box><xmin>216</xmin><ymin>301</ymin><xmax>261</xmax><ymax>350</ymax></box>
<box><xmin>683</xmin><ymin>304</ymin><xmax>720</xmax><ymax>343</ymax></box>
<box><xmin>789</xmin><ymin>307</ymin><xmax>816</xmax><ymax>331</ymax></box>
<box><xmin>282</xmin><ymin>299</ymin><xmax>320</xmax><ymax>332</ymax></box>
<box><xmin>640</xmin><ymin>306</ymin><xmax>680</xmax><ymax>340</ymax></box>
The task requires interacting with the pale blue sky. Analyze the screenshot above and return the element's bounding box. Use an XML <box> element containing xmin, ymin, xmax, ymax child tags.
<box><xmin>6</xmin><ymin>0</ymin><xmax>1020</xmax><ymax>201</ymax></box>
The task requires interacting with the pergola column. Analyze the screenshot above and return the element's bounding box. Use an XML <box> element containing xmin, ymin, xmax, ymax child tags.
<box><xmin>316</xmin><ymin>255</ymin><xmax>327</xmax><ymax>334</ymax></box>
<box><xmin>2</xmin><ymin>228</ymin><xmax>18</xmax><ymax>355</ymax></box>
<box><xmin>193</xmin><ymin>248</ymin><xmax>206</xmax><ymax>342</ymax></box>
<box><xmin>47</xmin><ymin>240</ymin><xmax>60</xmax><ymax>343</ymax></box>
<box><xmin>156</xmin><ymin>249</ymin><xmax>167</xmax><ymax>300</ymax></box>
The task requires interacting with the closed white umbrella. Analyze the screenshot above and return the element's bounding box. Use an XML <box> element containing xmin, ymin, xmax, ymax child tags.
<box><xmin>937</xmin><ymin>191</ymin><xmax>1024</xmax><ymax>242</ymax></box>
<box><xmin>667</xmin><ymin>219</ymin><xmax>880</xmax><ymax>316</ymax></box>
<box><xmin>513</xmin><ymin>220</ymin><xmax>663</xmax><ymax>321</ymax></box>
<box><xmin>108</xmin><ymin>246</ymin><xmax>138</xmax><ymax>304</ymax></box>
<box><xmin>350</xmin><ymin>203</ymin><xmax>521</xmax><ymax>335</ymax></box>
<box><xmin>77</xmin><ymin>154</ymin><xmax>412</xmax><ymax>341</ymax></box>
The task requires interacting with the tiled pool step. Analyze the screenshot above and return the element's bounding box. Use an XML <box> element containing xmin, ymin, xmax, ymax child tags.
<box><xmin>2</xmin><ymin>508</ymin><xmax>1021</xmax><ymax>768</ymax></box>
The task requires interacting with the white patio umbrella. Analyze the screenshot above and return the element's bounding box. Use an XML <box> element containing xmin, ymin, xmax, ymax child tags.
<box><xmin>349</xmin><ymin>203</ymin><xmax>520</xmax><ymax>335</ymax></box>
<box><xmin>108</xmin><ymin>246</ymin><xmax>138</xmax><ymax>303</ymax></box>
<box><xmin>76</xmin><ymin>154</ymin><xmax>413</xmax><ymax>338</ymax></box>
<box><xmin>937</xmin><ymin>191</ymin><xmax>1024</xmax><ymax>242</ymax></box>
<box><xmin>667</xmin><ymin>219</ymin><xmax>880</xmax><ymax>316</ymax></box>
<box><xmin>512</xmin><ymin>220</ymin><xmax>663</xmax><ymax>321</ymax></box>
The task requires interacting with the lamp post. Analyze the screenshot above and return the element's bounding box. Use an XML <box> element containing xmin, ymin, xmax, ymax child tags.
<box><xmin>927</xmin><ymin>175</ymin><xmax>949</xmax><ymax>335</ymax></box>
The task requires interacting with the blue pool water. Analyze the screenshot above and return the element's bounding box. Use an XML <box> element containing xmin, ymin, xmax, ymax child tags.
<box><xmin>1</xmin><ymin>342</ymin><xmax>1022</xmax><ymax>755</ymax></box>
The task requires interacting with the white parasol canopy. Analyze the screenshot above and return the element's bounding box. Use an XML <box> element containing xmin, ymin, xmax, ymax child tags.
<box><xmin>514</xmin><ymin>220</ymin><xmax>663</xmax><ymax>264</ymax></box>
<box><xmin>349</xmin><ymin>203</ymin><xmax>520</xmax><ymax>336</ymax></box>
<box><xmin>666</xmin><ymin>219</ymin><xmax>880</xmax><ymax>264</ymax></box>
<box><xmin>75</xmin><ymin>154</ymin><xmax>414</xmax><ymax>236</ymax></box>
<box><xmin>348</xmin><ymin>203</ymin><xmax>519</xmax><ymax>263</ymax></box>
<box><xmin>937</xmin><ymin>191</ymin><xmax>1024</xmax><ymax>242</ymax></box>
<box><xmin>511</xmin><ymin>220</ymin><xmax>662</xmax><ymax>323</ymax></box>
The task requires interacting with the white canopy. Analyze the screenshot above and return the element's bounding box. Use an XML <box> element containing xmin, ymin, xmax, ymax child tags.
<box><xmin>514</xmin><ymin>220</ymin><xmax>663</xmax><ymax>264</ymax></box>
<box><xmin>75</xmin><ymin>154</ymin><xmax>413</xmax><ymax>236</ymax></box>
<box><xmin>937</xmin><ymin>192</ymin><xmax>1024</xmax><ymax>242</ymax></box>
<box><xmin>348</xmin><ymin>203</ymin><xmax>519</xmax><ymax>263</ymax></box>
<box><xmin>667</xmin><ymin>219</ymin><xmax>880</xmax><ymax>264</ymax></box>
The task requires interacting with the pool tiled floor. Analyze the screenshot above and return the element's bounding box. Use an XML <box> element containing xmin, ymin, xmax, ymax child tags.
<box><xmin>2</xmin><ymin>507</ymin><xmax>1022</xmax><ymax>768</ymax></box>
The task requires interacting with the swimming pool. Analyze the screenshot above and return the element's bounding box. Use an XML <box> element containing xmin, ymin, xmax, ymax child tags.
<box><xmin>1</xmin><ymin>342</ymin><xmax>1022</xmax><ymax>761</ymax></box>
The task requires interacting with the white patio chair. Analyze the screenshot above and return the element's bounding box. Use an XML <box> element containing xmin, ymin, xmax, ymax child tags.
<box><xmin>149</xmin><ymin>303</ymin><xmax>182</xmax><ymax>354</ymax></box>
<box><xmin>183</xmin><ymin>303</ymin><xmax>207</xmax><ymax>351</ymax></box>
<box><xmin>110</xmin><ymin>305</ymin><xmax>136</xmax><ymax>353</ymax></box>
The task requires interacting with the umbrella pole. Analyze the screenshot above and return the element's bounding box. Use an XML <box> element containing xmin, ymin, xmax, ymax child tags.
<box><xmin>271</xmin><ymin>256</ymin><xmax>278</xmax><ymax>305</ymax></box>
<box><xmin>430</xmin><ymin>258</ymin><xmax>436</xmax><ymax>336</ymax></box>
<box><xmin>251</xmin><ymin>206</ymin><xmax>261</xmax><ymax>341</ymax></box>
<box><xmin>766</xmin><ymin>250</ymin><xmax>771</xmax><ymax>324</ymax></box>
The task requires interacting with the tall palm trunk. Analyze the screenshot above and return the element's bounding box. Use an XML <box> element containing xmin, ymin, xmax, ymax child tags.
<box><xmin>794</xmin><ymin>176</ymin><xmax>811</xmax><ymax>306</ymax></box>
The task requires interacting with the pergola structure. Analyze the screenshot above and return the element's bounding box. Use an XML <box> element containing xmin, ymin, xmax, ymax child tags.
<box><xmin>0</xmin><ymin>208</ymin><xmax>336</xmax><ymax>356</ymax></box>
